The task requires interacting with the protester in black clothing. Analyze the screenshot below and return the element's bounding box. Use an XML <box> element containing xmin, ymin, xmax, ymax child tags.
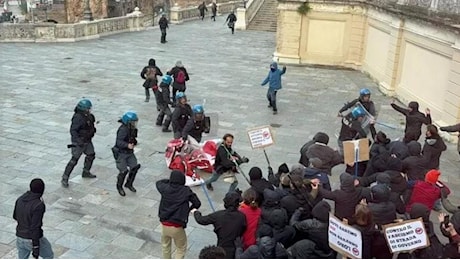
<box><xmin>156</xmin><ymin>170</ymin><xmax>201</xmax><ymax>259</ymax></box>
<box><xmin>267</xmin><ymin>163</ymin><xmax>289</xmax><ymax>187</ymax></box>
<box><xmin>171</xmin><ymin>92</ymin><xmax>192</xmax><ymax>138</ymax></box>
<box><xmin>198</xmin><ymin>2</ymin><xmax>208</xmax><ymax>20</ymax></box>
<box><xmin>168</xmin><ymin>61</ymin><xmax>190</xmax><ymax>104</ymax></box>
<box><xmin>248</xmin><ymin>167</ymin><xmax>274</xmax><ymax>205</ymax></box>
<box><xmin>113</xmin><ymin>111</ymin><xmax>141</xmax><ymax>196</ymax></box>
<box><xmin>305</xmin><ymin>132</ymin><xmax>343</xmax><ymax>175</ymax></box>
<box><xmin>192</xmin><ymin>191</ymin><xmax>247</xmax><ymax>258</ymax></box>
<box><xmin>423</xmin><ymin>124</ymin><xmax>447</xmax><ymax>170</ymax></box>
<box><xmin>225</xmin><ymin>11</ymin><xmax>237</xmax><ymax>34</ymax></box>
<box><xmin>62</xmin><ymin>99</ymin><xmax>97</xmax><ymax>188</ymax></box>
<box><xmin>210</xmin><ymin>2</ymin><xmax>217</xmax><ymax>21</ymax></box>
<box><xmin>13</xmin><ymin>179</ymin><xmax>54</xmax><ymax>259</ymax></box>
<box><xmin>156</xmin><ymin>75</ymin><xmax>174</xmax><ymax>132</ymax></box>
<box><xmin>181</xmin><ymin>104</ymin><xmax>210</xmax><ymax>143</ymax></box>
<box><xmin>290</xmin><ymin>201</ymin><xmax>335</xmax><ymax>257</ymax></box>
<box><xmin>280</xmin><ymin>175</ymin><xmax>320</xmax><ymax>220</ymax></box>
<box><xmin>159</xmin><ymin>14</ymin><xmax>169</xmax><ymax>43</ymax></box>
<box><xmin>439</xmin><ymin>211</ymin><xmax>460</xmax><ymax>258</ymax></box>
<box><xmin>350</xmin><ymin>203</ymin><xmax>379</xmax><ymax>259</ymax></box>
<box><xmin>140</xmin><ymin>58</ymin><xmax>163</xmax><ymax>103</ymax></box>
<box><xmin>199</xmin><ymin>245</ymin><xmax>227</xmax><ymax>259</ymax></box>
<box><xmin>391</xmin><ymin>100</ymin><xmax>431</xmax><ymax>143</ymax></box>
<box><xmin>234</xmin><ymin>229</ymin><xmax>288</xmax><ymax>259</ymax></box>
<box><xmin>367</xmin><ymin>184</ymin><xmax>396</xmax><ymax>227</ymax></box>
<box><xmin>402</xmin><ymin>141</ymin><xmax>428</xmax><ymax>181</ymax></box>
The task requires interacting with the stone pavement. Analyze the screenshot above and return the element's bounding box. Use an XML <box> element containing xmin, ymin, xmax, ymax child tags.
<box><xmin>1</xmin><ymin>15</ymin><xmax>460</xmax><ymax>258</ymax></box>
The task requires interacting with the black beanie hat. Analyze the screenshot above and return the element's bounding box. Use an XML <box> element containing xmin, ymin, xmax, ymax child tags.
<box><xmin>223</xmin><ymin>191</ymin><xmax>241</xmax><ymax>209</ymax></box>
<box><xmin>30</xmin><ymin>178</ymin><xmax>45</xmax><ymax>195</ymax></box>
<box><xmin>313</xmin><ymin>132</ymin><xmax>329</xmax><ymax>145</ymax></box>
<box><xmin>170</xmin><ymin>170</ymin><xmax>186</xmax><ymax>185</ymax></box>
<box><xmin>277</xmin><ymin>163</ymin><xmax>289</xmax><ymax>174</ymax></box>
<box><xmin>376</xmin><ymin>131</ymin><xmax>388</xmax><ymax>144</ymax></box>
<box><xmin>249</xmin><ymin>167</ymin><xmax>263</xmax><ymax>181</ymax></box>
<box><xmin>408</xmin><ymin>101</ymin><xmax>419</xmax><ymax>111</ymax></box>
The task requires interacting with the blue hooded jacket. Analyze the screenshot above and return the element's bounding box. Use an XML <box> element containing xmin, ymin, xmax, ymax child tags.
<box><xmin>261</xmin><ymin>62</ymin><xmax>286</xmax><ymax>91</ymax></box>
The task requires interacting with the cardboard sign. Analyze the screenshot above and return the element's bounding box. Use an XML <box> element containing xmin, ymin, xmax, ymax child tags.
<box><xmin>343</xmin><ymin>138</ymin><xmax>369</xmax><ymax>165</ymax></box>
<box><xmin>247</xmin><ymin>126</ymin><xmax>274</xmax><ymax>149</ymax></box>
<box><xmin>383</xmin><ymin>219</ymin><xmax>429</xmax><ymax>253</ymax></box>
<box><xmin>328</xmin><ymin>214</ymin><xmax>362</xmax><ymax>259</ymax></box>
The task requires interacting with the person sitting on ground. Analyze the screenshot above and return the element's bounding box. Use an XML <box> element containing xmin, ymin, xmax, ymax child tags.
<box><xmin>303</xmin><ymin>158</ymin><xmax>331</xmax><ymax>191</ymax></box>
<box><xmin>234</xmin><ymin>226</ymin><xmax>288</xmax><ymax>259</ymax></box>
<box><xmin>402</xmin><ymin>140</ymin><xmax>428</xmax><ymax>181</ymax></box>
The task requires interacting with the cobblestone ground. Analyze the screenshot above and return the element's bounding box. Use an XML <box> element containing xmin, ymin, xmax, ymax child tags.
<box><xmin>1</xmin><ymin>15</ymin><xmax>459</xmax><ymax>258</ymax></box>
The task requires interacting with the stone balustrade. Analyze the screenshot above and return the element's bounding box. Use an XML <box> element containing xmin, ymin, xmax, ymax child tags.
<box><xmin>235</xmin><ymin>0</ymin><xmax>265</xmax><ymax>29</ymax></box>
<box><xmin>169</xmin><ymin>1</ymin><xmax>239</xmax><ymax>24</ymax></box>
<box><xmin>0</xmin><ymin>13</ymin><xmax>148</xmax><ymax>42</ymax></box>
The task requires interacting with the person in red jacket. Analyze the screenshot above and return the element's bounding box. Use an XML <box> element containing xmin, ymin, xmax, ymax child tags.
<box><xmin>406</xmin><ymin>169</ymin><xmax>450</xmax><ymax>213</ymax></box>
<box><xmin>239</xmin><ymin>188</ymin><xmax>262</xmax><ymax>250</ymax></box>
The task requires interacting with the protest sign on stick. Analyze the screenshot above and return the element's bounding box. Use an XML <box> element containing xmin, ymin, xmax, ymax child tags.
<box><xmin>247</xmin><ymin>126</ymin><xmax>274</xmax><ymax>149</ymax></box>
<box><xmin>383</xmin><ymin>218</ymin><xmax>429</xmax><ymax>253</ymax></box>
<box><xmin>328</xmin><ymin>214</ymin><xmax>362</xmax><ymax>259</ymax></box>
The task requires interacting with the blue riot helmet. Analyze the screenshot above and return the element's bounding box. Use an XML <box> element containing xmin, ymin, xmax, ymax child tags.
<box><xmin>176</xmin><ymin>92</ymin><xmax>187</xmax><ymax>105</ymax></box>
<box><xmin>77</xmin><ymin>99</ymin><xmax>92</xmax><ymax>111</ymax></box>
<box><xmin>351</xmin><ymin>106</ymin><xmax>366</xmax><ymax>119</ymax></box>
<box><xmin>121</xmin><ymin>111</ymin><xmax>139</xmax><ymax>128</ymax></box>
<box><xmin>162</xmin><ymin>75</ymin><xmax>173</xmax><ymax>85</ymax></box>
<box><xmin>360</xmin><ymin>88</ymin><xmax>371</xmax><ymax>97</ymax></box>
<box><xmin>192</xmin><ymin>104</ymin><xmax>204</xmax><ymax>121</ymax></box>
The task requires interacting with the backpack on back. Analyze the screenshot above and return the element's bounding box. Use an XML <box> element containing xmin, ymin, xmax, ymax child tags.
<box><xmin>176</xmin><ymin>70</ymin><xmax>186</xmax><ymax>84</ymax></box>
<box><xmin>146</xmin><ymin>67</ymin><xmax>157</xmax><ymax>80</ymax></box>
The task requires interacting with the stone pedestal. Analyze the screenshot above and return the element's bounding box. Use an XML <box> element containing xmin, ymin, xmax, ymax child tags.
<box><xmin>235</xmin><ymin>7</ymin><xmax>246</xmax><ymax>30</ymax></box>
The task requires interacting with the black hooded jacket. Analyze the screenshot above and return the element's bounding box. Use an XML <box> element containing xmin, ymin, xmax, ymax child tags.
<box><xmin>156</xmin><ymin>171</ymin><xmax>201</xmax><ymax>228</ymax></box>
<box><xmin>306</xmin><ymin>143</ymin><xmax>343</xmax><ymax>175</ymax></box>
<box><xmin>402</xmin><ymin>141</ymin><xmax>428</xmax><ymax>181</ymax></box>
<box><xmin>13</xmin><ymin>191</ymin><xmax>45</xmax><ymax>243</ymax></box>
<box><xmin>391</xmin><ymin>102</ymin><xmax>431</xmax><ymax>142</ymax></box>
<box><xmin>422</xmin><ymin>134</ymin><xmax>447</xmax><ymax>170</ymax></box>
<box><xmin>70</xmin><ymin>108</ymin><xmax>96</xmax><ymax>145</ymax></box>
<box><xmin>194</xmin><ymin>192</ymin><xmax>247</xmax><ymax>258</ymax></box>
<box><xmin>260</xmin><ymin>189</ymin><xmax>284</xmax><ymax>225</ymax></box>
<box><xmin>249</xmin><ymin>167</ymin><xmax>274</xmax><ymax>205</ymax></box>
<box><xmin>320</xmin><ymin>173</ymin><xmax>371</xmax><ymax>221</ymax></box>
<box><xmin>172</xmin><ymin>103</ymin><xmax>193</xmax><ymax>139</ymax></box>
<box><xmin>235</xmin><ymin>236</ymin><xmax>288</xmax><ymax>259</ymax></box>
<box><xmin>368</xmin><ymin>184</ymin><xmax>396</xmax><ymax>227</ymax></box>
<box><xmin>140</xmin><ymin>59</ymin><xmax>163</xmax><ymax>88</ymax></box>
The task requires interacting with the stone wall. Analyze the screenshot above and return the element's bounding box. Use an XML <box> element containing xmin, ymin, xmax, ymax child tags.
<box><xmin>274</xmin><ymin>0</ymin><xmax>460</xmax><ymax>126</ymax></box>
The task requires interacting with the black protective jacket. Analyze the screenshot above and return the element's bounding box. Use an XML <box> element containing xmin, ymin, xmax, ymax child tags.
<box><xmin>70</xmin><ymin>109</ymin><xmax>96</xmax><ymax>145</ymax></box>
<box><xmin>391</xmin><ymin>103</ymin><xmax>431</xmax><ymax>142</ymax></box>
<box><xmin>156</xmin><ymin>172</ymin><xmax>201</xmax><ymax>228</ymax></box>
<box><xmin>13</xmin><ymin>191</ymin><xmax>45</xmax><ymax>245</ymax></box>
<box><xmin>194</xmin><ymin>208</ymin><xmax>246</xmax><ymax>258</ymax></box>
<box><xmin>115</xmin><ymin>124</ymin><xmax>138</xmax><ymax>153</ymax></box>
<box><xmin>157</xmin><ymin>82</ymin><xmax>172</xmax><ymax>107</ymax></box>
<box><xmin>172</xmin><ymin>104</ymin><xmax>192</xmax><ymax>139</ymax></box>
<box><xmin>422</xmin><ymin>135</ymin><xmax>447</xmax><ymax>169</ymax></box>
<box><xmin>140</xmin><ymin>59</ymin><xmax>163</xmax><ymax>88</ymax></box>
<box><xmin>235</xmin><ymin>236</ymin><xmax>288</xmax><ymax>259</ymax></box>
<box><xmin>181</xmin><ymin>117</ymin><xmax>208</xmax><ymax>143</ymax></box>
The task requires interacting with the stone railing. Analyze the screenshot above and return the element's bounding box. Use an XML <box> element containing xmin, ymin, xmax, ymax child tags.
<box><xmin>0</xmin><ymin>13</ymin><xmax>147</xmax><ymax>42</ymax></box>
<box><xmin>169</xmin><ymin>1</ymin><xmax>239</xmax><ymax>24</ymax></box>
<box><xmin>370</xmin><ymin>0</ymin><xmax>460</xmax><ymax>15</ymax></box>
<box><xmin>235</xmin><ymin>0</ymin><xmax>264</xmax><ymax>29</ymax></box>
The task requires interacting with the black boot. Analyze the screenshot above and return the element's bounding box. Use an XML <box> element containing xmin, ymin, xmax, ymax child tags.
<box><xmin>156</xmin><ymin>113</ymin><xmax>165</xmax><ymax>126</ymax></box>
<box><xmin>117</xmin><ymin>171</ymin><xmax>128</xmax><ymax>196</ymax></box>
<box><xmin>62</xmin><ymin>157</ymin><xmax>78</xmax><ymax>188</ymax></box>
<box><xmin>125</xmin><ymin>172</ymin><xmax>137</xmax><ymax>192</ymax></box>
<box><xmin>82</xmin><ymin>154</ymin><xmax>96</xmax><ymax>178</ymax></box>
<box><xmin>125</xmin><ymin>164</ymin><xmax>140</xmax><ymax>192</ymax></box>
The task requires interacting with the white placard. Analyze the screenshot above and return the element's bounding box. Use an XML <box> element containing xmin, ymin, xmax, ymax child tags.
<box><xmin>328</xmin><ymin>214</ymin><xmax>362</xmax><ymax>259</ymax></box>
<box><xmin>247</xmin><ymin>126</ymin><xmax>274</xmax><ymax>149</ymax></box>
<box><xmin>383</xmin><ymin>219</ymin><xmax>429</xmax><ymax>253</ymax></box>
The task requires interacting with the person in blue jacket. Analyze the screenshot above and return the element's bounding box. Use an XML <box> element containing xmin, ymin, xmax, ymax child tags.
<box><xmin>261</xmin><ymin>62</ymin><xmax>286</xmax><ymax>115</ymax></box>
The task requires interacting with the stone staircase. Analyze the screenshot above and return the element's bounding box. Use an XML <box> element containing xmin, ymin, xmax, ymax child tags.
<box><xmin>247</xmin><ymin>0</ymin><xmax>278</xmax><ymax>32</ymax></box>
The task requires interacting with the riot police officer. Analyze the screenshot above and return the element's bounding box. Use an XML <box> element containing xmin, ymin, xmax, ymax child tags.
<box><xmin>171</xmin><ymin>92</ymin><xmax>192</xmax><ymax>139</ymax></box>
<box><xmin>156</xmin><ymin>75</ymin><xmax>173</xmax><ymax>132</ymax></box>
<box><xmin>113</xmin><ymin>111</ymin><xmax>141</xmax><ymax>196</ymax></box>
<box><xmin>181</xmin><ymin>104</ymin><xmax>210</xmax><ymax>143</ymax></box>
<box><xmin>61</xmin><ymin>99</ymin><xmax>97</xmax><ymax>188</ymax></box>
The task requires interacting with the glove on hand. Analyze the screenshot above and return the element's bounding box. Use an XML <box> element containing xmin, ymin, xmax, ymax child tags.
<box><xmin>241</xmin><ymin>157</ymin><xmax>249</xmax><ymax>163</ymax></box>
<box><xmin>32</xmin><ymin>246</ymin><xmax>39</xmax><ymax>259</ymax></box>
